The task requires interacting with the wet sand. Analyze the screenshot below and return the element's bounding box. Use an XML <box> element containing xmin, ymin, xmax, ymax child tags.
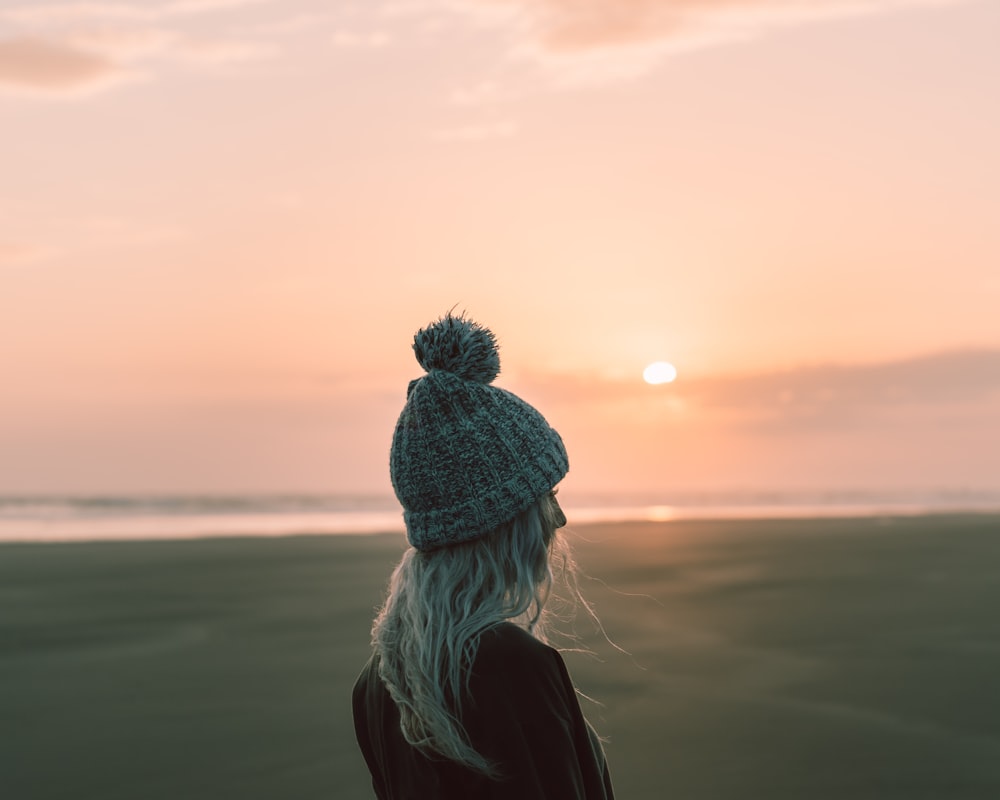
<box><xmin>2</xmin><ymin>514</ymin><xmax>999</xmax><ymax>799</ymax></box>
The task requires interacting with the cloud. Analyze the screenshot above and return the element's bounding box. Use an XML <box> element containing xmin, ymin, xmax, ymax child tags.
<box><xmin>164</xmin><ymin>0</ymin><xmax>274</xmax><ymax>14</ymax></box>
<box><xmin>1</xmin><ymin>3</ymin><xmax>151</xmax><ymax>25</ymax></box>
<box><xmin>521</xmin><ymin>349</ymin><xmax>1000</xmax><ymax>424</ymax></box>
<box><xmin>489</xmin><ymin>0</ymin><xmax>963</xmax><ymax>52</ymax></box>
<box><xmin>0</xmin><ymin>36</ymin><xmax>129</xmax><ymax>92</ymax></box>
<box><xmin>0</xmin><ymin>0</ymin><xmax>282</xmax><ymax>96</ymax></box>
<box><xmin>0</xmin><ymin>0</ymin><xmax>277</xmax><ymax>25</ymax></box>
<box><xmin>444</xmin><ymin>0</ymin><xmax>968</xmax><ymax>85</ymax></box>
<box><xmin>510</xmin><ymin>348</ymin><xmax>1000</xmax><ymax>492</ymax></box>
<box><xmin>66</xmin><ymin>27</ymin><xmax>177</xmax><ymax>61</ymax></box>
<box><xmin>681</xmin><ymin>349</ymin><xmax>1000</xmax><ymax>432</ymax></box>
<box><xmin>0</xmin><ymin>29</ymin><xmax>276</xmax><ymax>96</ymax></box>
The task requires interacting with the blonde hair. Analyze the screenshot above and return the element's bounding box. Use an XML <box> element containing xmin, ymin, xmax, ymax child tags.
<box><xmin>371</xmin><ymin>492</ymin><xmax>574</xmax><ymax>775</ymax></box>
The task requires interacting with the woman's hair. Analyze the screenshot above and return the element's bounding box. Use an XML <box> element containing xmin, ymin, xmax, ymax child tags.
<box><xmin>371</xmin><ymin>491</ymin><xmax>576</xmax><ymax>775</ymax></box>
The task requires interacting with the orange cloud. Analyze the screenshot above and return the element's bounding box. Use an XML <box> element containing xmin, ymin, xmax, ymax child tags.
<box><xmin>445</xmin><ymin>0</ymin><xmax>968</xmax><ymax>85</ymax></box>
<box><xmin>507</xmin><ymin>349</ymin><xmax>1000</xmax><ymax>493</ymax></box>
<box><xmin>485</xmin><ymin>0</ymin><xmax>966</xmax><ymax>51</ymax></box>
<box><xmin>0</xmin><ymin>0</ymin><xmax>282</xmax><ymax>96</ymax></box>
<box><xmin>517</xmin><ymin>349</ymin><xmax>1000</xmax><ymax>426</ymax></box>
<box><xmin>0</xmin><ymin>36</ymin><xmax>125</xmax><ymax>92</ymax></box>
<box><xmin>1</xmin><ymin>0</ymin><xmax>277</xmax><ymax>25</ymax></box>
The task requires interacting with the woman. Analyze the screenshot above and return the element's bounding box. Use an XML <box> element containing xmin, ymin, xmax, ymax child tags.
<box><xmin>353</xmin><ymin>312</ymin><xmax>615</xmax><ymax>799</ymax></box>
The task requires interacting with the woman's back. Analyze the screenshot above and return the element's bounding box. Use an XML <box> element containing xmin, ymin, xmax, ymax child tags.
<box><xmin>353</xmin><ymin>622</ymin><xmax>614</xmax><ymax>800</ymax></box>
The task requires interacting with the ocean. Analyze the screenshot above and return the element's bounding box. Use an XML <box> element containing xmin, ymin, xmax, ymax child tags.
<box><xmin>2</xmin><ymin>489</ymin><xmax>999</xmax><ymax>543</ymax></box>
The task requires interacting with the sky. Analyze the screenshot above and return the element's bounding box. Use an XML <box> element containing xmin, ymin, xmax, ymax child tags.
<box><xmin>1</xmin><ymin>0</ymin><xmax>998</xmax><ymax>497</ymax></box>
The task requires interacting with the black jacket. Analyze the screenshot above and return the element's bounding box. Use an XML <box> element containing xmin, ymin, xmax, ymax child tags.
<box><xmin>353</xmin><ymin>622</ymin><xmax>615</xmax><ymax>799</ymax></box>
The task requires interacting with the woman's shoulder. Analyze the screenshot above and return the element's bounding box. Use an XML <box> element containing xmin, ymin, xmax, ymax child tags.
<box><xmin>472</xmin><ymin>623</ymin><xmax>566</xmax><ymax>681</ymax></box>
<box><xmin>478</xmin><ymin>621</ymin><xmax>552</xmax><ymax>652</ymax></box>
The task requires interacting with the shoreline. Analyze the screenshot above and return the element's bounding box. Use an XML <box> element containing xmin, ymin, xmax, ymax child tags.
<box><xmin>2</xmin><ymin>506</ymin><xmax>999</xmax><ymax>545</ymax></box>
<box><xmin>6</xmin><ymin>506</ymin><xmax>992</xmax><ymax>549</ymax></box>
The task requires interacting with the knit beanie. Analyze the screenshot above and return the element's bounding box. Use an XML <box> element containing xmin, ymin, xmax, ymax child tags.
<box><xmin>389</xmin><ymin>312</ymin><xmax>569</xmax><ymax>551</ymax></box>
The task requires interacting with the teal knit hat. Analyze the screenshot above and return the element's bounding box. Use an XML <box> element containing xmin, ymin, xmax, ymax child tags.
<box><xmin>390</xmin><ymin>312</ymin><xmax>569</xmax><ymax>551</ymax></box>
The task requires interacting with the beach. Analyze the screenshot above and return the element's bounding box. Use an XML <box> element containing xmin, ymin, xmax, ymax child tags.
<box><xmin>2</xmin><ymin>514</ymin><xmax>999</xmax><ymax>800</ymax></box>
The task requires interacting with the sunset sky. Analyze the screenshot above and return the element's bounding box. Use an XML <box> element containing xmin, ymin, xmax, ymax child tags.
<box><xmin>2</xmin><ymin>0</ymin><xmax>998</xmax><ymax>497</ymax></box>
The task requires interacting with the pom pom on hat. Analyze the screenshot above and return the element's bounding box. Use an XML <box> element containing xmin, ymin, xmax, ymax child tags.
<box><xmin>413</xmin><ymin>312</ymin><xmax>500</xmax><ymax>385</ymax></box>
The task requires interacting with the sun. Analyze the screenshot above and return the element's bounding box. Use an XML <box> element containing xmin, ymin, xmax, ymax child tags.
<box><xmin>643</xmin><ymin>361</ymin><xmax>677</xmax><ymax>385</ymax></box>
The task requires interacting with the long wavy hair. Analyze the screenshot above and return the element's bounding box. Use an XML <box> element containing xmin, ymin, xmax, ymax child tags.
<box><xmin>371</xmin><ymin>491</ymin><xmax>578</xmax><ymax>775</ymax></box>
